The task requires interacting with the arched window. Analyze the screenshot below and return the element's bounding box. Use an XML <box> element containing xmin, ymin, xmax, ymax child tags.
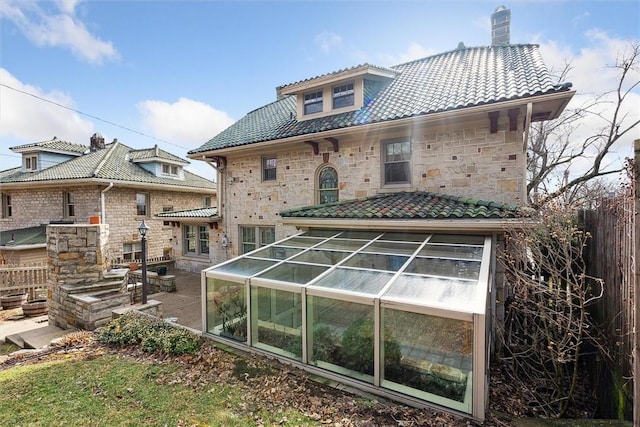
<box><xmin>317</xmin><ymin>166</ymin><xmax>338</xmax><ymax>204</ymax></box>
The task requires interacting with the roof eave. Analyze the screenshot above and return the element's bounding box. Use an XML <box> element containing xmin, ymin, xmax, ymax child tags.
<box><xmin>0</xmin><ymin>243</ymin><xmax>47</xmax><ymax>251</ymax></box>
<box><xmin>0</xmin><ymin>178</ymin><xmax>217</xmax><ymax>194</ymax></box>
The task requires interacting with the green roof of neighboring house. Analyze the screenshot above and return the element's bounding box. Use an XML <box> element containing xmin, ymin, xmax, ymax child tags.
<box><xmin>0</xmin><ymin>225</ymin><xmax>47</xmax><ymax>246</ymax></box>
<box><xmin>190</xmin><ymin>44</ymin><xmax>572</xmax><ymax>154</ymax></box>
<box><xmin>129</xmin><ymin>145</ymin><xmax>189</xmax><ymax>164</ymax></box>
<box><xmin>155</xmin><ymin>207</ymin><xmax>219</xmax><ymax>219</ymax></box>
<box><xmin>0</xmin><ymin>141</ymin><xmax>215</xmax><ymax>190</ymax></box>
<box><xmin>280</xmin><ymin>192</ymin><xmax>520</xmax><ymax>220</ymax></box>
<box><xmin>10</xmin><ymin>138</ymin><xmax>88</xmax><ymax>154</ymax></box>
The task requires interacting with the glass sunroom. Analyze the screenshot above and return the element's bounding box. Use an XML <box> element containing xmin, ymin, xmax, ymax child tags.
<box><xmin>202</xmin><ymin>229</ymin><xmax>493</xmax><ymax>420</ymax></box>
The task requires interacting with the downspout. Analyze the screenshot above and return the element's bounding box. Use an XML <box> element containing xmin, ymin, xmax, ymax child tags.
<box><xmin>522</xmin><ymin>102</ymin><xmax>533</xmax><ymax>206</ymax></box>
<box><xmin>101</xmin><ymin>182</ymin><xmax>114</xmax><ymax>224</ymax></box>
<box><xmin>203</xmin><ymin>155</ymin><xmax>228</xmax><ymax>259</ymax></box>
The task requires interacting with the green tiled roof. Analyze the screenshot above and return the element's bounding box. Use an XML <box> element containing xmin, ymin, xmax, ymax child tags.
<box><xmin>130</xmin><ymin>145</ymin><xmax>189</xmax><ymax>164</ymax></box>
<box><xmin>0</xmin><ymin>142</ymin><xmax>215</xmax><ymax>190</ymax></box>
<box><xmin>280</xmin><ymin>192</ymin><xmax>520</xmax><ymax>220</ymax></box>
<box><xmin>190</xmin><ymin>44</ymin><xmax>571</xmax><ymax>154</ymax></box>
<box><xmin>155</xmin><ymin>207</ymin><xmax>219</xmax><ymax>219</ymax></box>
<box><xmin>10</xmin><ymin>138</ymin><xmax>87</xmax><ymax>154</ymax></box>
<box><xmin>0</xmin><ymin>225</ymin><xmax>47</xmax><ymax>246</ymax></box>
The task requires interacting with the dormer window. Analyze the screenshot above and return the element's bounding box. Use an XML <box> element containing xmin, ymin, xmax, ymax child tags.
<box><xmin>333</xmin><ymin>82</ymin><xmax>354</xmax><ymax>109</ymax></box>
<box><xmin>304</xmin><ymin>91</ymin><xmax>323</xmax><ymax>115</ymax></box>
<box><xmin>25</xmin><ymin>155</ymin><xmax>38</xmax><ymax>171</ymax></box>
<box><xmin>162</xmin><ymin>164</ymin><xmax>179</xmax><ymax>176</ymax></box>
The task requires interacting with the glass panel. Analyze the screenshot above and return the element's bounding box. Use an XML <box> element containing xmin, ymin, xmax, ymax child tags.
<box><xmin>384</xmin><ymin>275</ymin><xmax>480</xmax><ymax>312</ymax></box>
<box><xmin>291</xmin><ymin>249</ymin><xmax>350</xmax><ymax>265</ymax></box>
<box><xmin>302</xmin><ymin>229</ymin><xmax>341</xmax><ymax>238</ymax></box>
<box><xmin>365</xmin><ymin>241</ymin><xmax>420</xmax><ymax>255</ymax></box>
<box><xmin>213</xmin><ymin>257</ymin><xmax>277</xmax><ymax>276</ymax></box>
<box><xmin>429</xmin><ymin>234</ymin><xmax>484</xmax><ymax>245</ymax></box>
<box><xmin>342</xmin><ymin>253</ymin><xmax>409</xmax><ymax>272</ymax></box>
<box><xmin>307</xmin><ymin>296</ymin><xmax>374</xmax><ymax>383</ymax></box>
<box><xmin>251</xmin><ymin>246</ymin><xmax>303</xmax><ymax>260</ymax></box>
<box><xmin>316</xmin><ymin>239</ymin><xmax>368</xmax><ymax>251</ymax></box>
<box><xmin>380</xmin><ymin>232</ymin><xmax>431</xmax><ymax>242</ymax></box>
<box><xmin>419</xmin><ymin>244</ymin><xmax>483</xmax><ymax>261</ymax></box>
<box><xmin>405</xmin><ymin>258</ymin><xmax>481</xmax><ymax>280</ymax></box>
<box><xmin>257</xmin><ymin>262</ymin><xmax>329</xmax><ymax>284</ymax></box>
<box><xmin>279</xmin><ymin>237</ymin><xmax>324</xmax><ymax>248</ymax></box>
<box><xmin>312</xmin><ymin>268</ymin><xmax>393</xmax><ymax>295</ymax></box>
<box><xmin>251</xmin><ymin>286</ymin><xmax>302</xmax><ymax>360</ymax></box>
<box><xmin>336</xmin><ymin>230</ymin><xmax>382</xmax><ymax>240</ymax></box>
<box><xmin>206</xmin><ymin>278</ymin><xmax>247</xmax><ymax>342</ymax></box>
<box><xmin>382</xmin><ymin>308</ymin><xmax>472</xmax><ymax>411</ymax></box>
<box><xmin>260</xmin><ymin>227</ymin><xmax>275</xmax><ymax>245</ymax></box>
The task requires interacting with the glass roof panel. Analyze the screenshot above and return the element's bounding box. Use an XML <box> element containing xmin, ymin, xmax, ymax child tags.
<box><xmin>380</xmin><ymin>232</ymin><xmax>431</xmax><ymax>242</ymax></box>
<box><xmin>279</xmin><ymin>236</ymin><xmax>325</xmax><ymax>248</ymax></box>
<box><xmin>405</xmin><ymin>258</ymin><xmax>481</xmax><ymax>280</ymax></box>
<box><xmin>336</xmin><ymin>230</ymin><xmax>383</xmax><ymax>240</ymax></box>
<box><xmin>342</xmin><ymin>253</ymin><xmax>409</xmax><ymax>272</ymax></box>
<box><xmin>312</xmin><ymin>268</ymin><xmax>394</xmax><ymax>295</ymax></box>
<box><xmin>302</xmin><ymin>229</ymin><xmax>341</xmax><ymax>238</ymax></box>
<box><xmin>383</xmin><ymin>275</ymin><xmax>483</xmax><ymax>313</ymax></box>
<box><xmin>418</xmin><ymin>244</ymin><xmax>483</xmax><ymax>260</ymax></box>
<box><xmin>429</xmin><ymin>234</ymin><xmax>484</xmax><ymax>245</ymax></box>
<box><xmin>364</xmin><ymin>241</ymin><xmax>420</xmax><ymax>255</ymax></box>
<box><xmin>212</xmin><ymin>257</ymin><xmax>277</xmax><ymax>276</ymax></box>
<box><xmin>256</xmin><ymin>262</ymin><xmax>329</xmax><ymax>284</ymax></box>
<box><xmin>291</xmin><ymin>249</ymin><xmax>351</xmax><ymax>265</ymax></box>
<box><xmin>316</xmin><ymin>238</ymin><xmax>369</xmax><ymax>251</ymax></box>
<box><xmin>250</xmin><ymin>246</ymin><xmax>303</xmax><ymax>260</ymax></box>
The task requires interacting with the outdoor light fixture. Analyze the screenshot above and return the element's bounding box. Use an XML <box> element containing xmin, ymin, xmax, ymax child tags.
<box><xmin>137</xmin><ymin>219</ymin><xmax>150</xmax><ymax>304</ymax></box>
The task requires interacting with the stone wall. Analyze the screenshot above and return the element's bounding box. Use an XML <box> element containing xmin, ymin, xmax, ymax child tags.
<box><xmin>218</xmin><ymin>115</ymin><xmax>525</xmax><ymax>257</ymax></box>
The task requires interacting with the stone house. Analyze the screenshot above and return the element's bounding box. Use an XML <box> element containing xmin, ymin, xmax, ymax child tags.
<box><xmin>0</xmin><ymin>134</ymin><xmax>218</xmax><ymax>271</ymax></box>
<box><xmin>187</xmin><ymin>43</ymin><xmax>574</xmax><ymax>421</ymax></box>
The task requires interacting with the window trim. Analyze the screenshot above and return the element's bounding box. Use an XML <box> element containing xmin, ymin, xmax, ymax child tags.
<box><xmin>64</xmin><ymin>191</ymin><xmax>75</xmax><ymax>218</ymax></box>
<box><xmin>136</xmin><ymin>192</ymin><xmax>149</xmax><ymax>217</ymax></box>
<box><xmin>381</xmin><ymin>138</ymin><xmax>412</xmax><ymax>186</ymax></box>
<box><xmin>303</xmin><ymin>90</ymin><xmax>323</xmax><ymax>115</ymax></box>
<box><xmin>1</xmin><ymin>194</ymin><xmax>12</xmax><ymax>218</ymax></box>
<box><xmin>316</xmin><ymin>165</ymin><xmax>339</xmax><ymax>204</ymax></box>
<box><xmin>162</xmin><ymin>163</ymin><xmax>179</xmax><ymax>176</ymax></box>
<box><xmin>239</xmin><ymin>225</ymin><xmax>276</xmax><ymax>255</ymax></box>
<box><xmin>262</xmin><ymin>156</ymin><xmax>277</xmax><ymax>182</ymax></box>
<box><xmin>25</xmin><ymin>155</ymin><xmax>38</xmax><ymax>171</ymax></box>
<box><xmin>122</xmin><ymin>242</ymin><xmax>142</xmax><ymax>261</ymax></box>
<box><xmin>332</xmin><ymin>82</ymin><xmax>355</xmax><ymax>110</ymax></box>
<box><xmin>184</xmin><ymin>224</ymin><xmax>210</xmax><ymax>257</ymax></box>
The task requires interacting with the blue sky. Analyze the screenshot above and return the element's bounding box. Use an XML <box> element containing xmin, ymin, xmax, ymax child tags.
<box><xmin>1</xmin><ymin>0</ymin><xmax>639</xmax><ymax>180</ymax></box>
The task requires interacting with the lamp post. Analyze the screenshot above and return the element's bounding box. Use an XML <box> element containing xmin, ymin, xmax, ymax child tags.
<box><xmin>138</xmin><ymin>219</ymin><xmax>150</xmax><ymax>304</ymax></box>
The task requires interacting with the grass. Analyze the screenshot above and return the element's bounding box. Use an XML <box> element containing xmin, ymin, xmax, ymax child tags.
<box><xmin>0</xmin><ymin>341</ymin><xmax>19</xmax><ymax>356</ymax></box>
<box><xmin>0</xmin><ymin>355</ymin><xmax>317</xmax><ymax>426</ymax></box>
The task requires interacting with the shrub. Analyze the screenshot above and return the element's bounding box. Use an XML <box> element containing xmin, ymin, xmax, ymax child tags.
<box><xmin>98</xmin><ymin>311</ymin><xmax>202</xmax><ymax>355</ymax></box>
<box><xmin>340</xmin><ymin>317</ymin><xmax>401</xmax><ymax>376</ymax></box>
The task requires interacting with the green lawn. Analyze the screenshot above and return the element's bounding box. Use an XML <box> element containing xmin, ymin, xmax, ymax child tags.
<box><xmin>0</xmin><ymin>355</ymin><xmax>317</xmax><ymax>426</ymax></box>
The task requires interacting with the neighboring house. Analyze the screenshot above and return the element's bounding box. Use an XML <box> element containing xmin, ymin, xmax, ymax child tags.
<box><xmin>0</xmin><ymin>134</ymin><xmax>218</xmax><ymax>271</ymax></box>
<box><xmin>188</xmin><ymin>43</ymin><xmax>574</xmax><ymax>420</ymax></box>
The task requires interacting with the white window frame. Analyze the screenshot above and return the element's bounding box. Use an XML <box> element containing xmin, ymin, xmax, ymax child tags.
<box><xmin>64</xmin><ymin>191</ymin><xmax>75</xmax><ymax>218</ymax></box>
<box><xmin>25</xmin><ymin>155</ymin><xmax>38</xmax><ymax>171</ymax></box>
<box><xmin>184</xmin><ymin>224</ymin><xmax>210</xmax><ymax>257</ymax></box>
<box><xmin>162</xmin><ymin>163</ymin><xmax>179</xmax><ymax>176</ymax></box>
<box><xmin>239</xmin><ymin>225</ymin><xmax>275</xmax><ymax>254</ymax></box>
<box><xmin>304</xmin><ymin>90</ymin><xmax>323</xmax><ymax>115</ymax></box>
<box><xmin>1</xmin><ymin>194</ymin><xmax>12</xmax><ymax>218</ymax></box>
<box><xmin>332</xmin><ymin>82</ymin><xmax>354</xmax><ymax>109</ymax></box>
<box><xmin>136</xmin><ymin>193</ymin><xmax>149</xmax><ymax>217</ymax></box>
<box><xmin>202</xmin><ymin>197</ymin><xmax>211</xmax><ymax>207</ymax></box>
<box><xmin>262</xmin><ymin>156</ymin><xmax>277</xmax><ymax>181</ymax></box>
<box><xmin>122</xmin><ymin>242</ymin><xmax>142</xmax><ymax>261</ymax></box>
<box><xmin>382</xmin><ymin>138</ymin><xmax>412</xmax><ymax>185</ymax></box>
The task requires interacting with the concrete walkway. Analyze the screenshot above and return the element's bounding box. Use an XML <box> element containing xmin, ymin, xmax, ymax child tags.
<box><xmin>0</xmin><ymin>268</ymin><xmax>204</xmax><ymax>351</ymax></box>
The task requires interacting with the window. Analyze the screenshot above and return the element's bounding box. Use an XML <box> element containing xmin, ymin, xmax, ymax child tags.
<box><xmin>136</xmin><ymin>193</ymin><xmax>149</xmax><ymax>216</ymax></box>
<box><xmin>333</xmin><ymin>82</ymin><xmax>354</xmax><ymax>109</ymax></box>
<box><xmin>64</xmin><ymin>192</ymin><xmax>75</xmax><ymax>217</ymax></box>
<box><xmin>25</xmin><ymin>155</ymin><xmax>38</xmax><ymax>171</ymax></box>
<box><xmin>123</xmin><ymin>242</ymin><xmax>142</xmax><ymax>260</ymax></box>
<box><xmin>304</xmin><ymin>91</ymin><xmax>323</xmax><ymax>115</ymax></box>
<box><xmin>262</xmin><ymin>156</ymin><xmax>277</xmax><ymax>181</ymax></box>
<box><xmin>162</xmin><ymin>206</ymin><xmax>173</xmax><ymax>226</ymax></box>
<box><xmin>317</xmin><ymin>166</ymin><xmax>338</xmax><ymax>204</ymax></box>
<box><xmin>162</xmin><ymin>164</ymin><xmax>179</xmax><ymax>176</ymax></box>
<box><xmin>203</xmin><ymin>197</ymin><xmax>211</xmax><ymax>207</ymax></box>
<box><xmin>240</xmin><ymin>226</ymin><xmax>275</xmax><ymax>254</ymax></box>
<box><xmin>1</xmin><ymin>194</ymin><xmax>11</xmax><ymax>218</ymax></box>
<box><xmin>184</xmin><ymin>224</ymin><xmax>209</xmax><ymax>257</ymax></box>
<box><xmin>383</xmin><ymin>139</ymin><xmax>411</xmax><ymax>185</ymax></box>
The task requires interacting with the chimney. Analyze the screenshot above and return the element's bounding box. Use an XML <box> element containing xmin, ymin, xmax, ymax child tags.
<box><xmin>491</xmin><ymin>5</ymin><xmax>511</xmax><ymax>46</ymax></box>
<box><xmin>90</xmin><ymin>133</ymin><xmax>105</xmax><ymax>151</ymax></box>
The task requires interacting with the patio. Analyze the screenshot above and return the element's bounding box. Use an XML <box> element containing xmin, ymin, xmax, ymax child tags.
<box><xmin>148</xmin><ymin>268</ymin><xmax>202</xmax><ymax>331</ymax></box>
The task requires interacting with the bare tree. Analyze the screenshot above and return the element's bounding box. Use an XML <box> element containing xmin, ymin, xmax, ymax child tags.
<box><xmin>528</xmin><ymin>43</ymin><xmax>640</xmax><ymax>207</ymax></box>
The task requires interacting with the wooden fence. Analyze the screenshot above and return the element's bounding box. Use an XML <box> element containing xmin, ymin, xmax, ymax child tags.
<box><xmin>0</xmin><ymin>264</ymin><xmax>50</xmax><ymax>299</ymax></box>
<box><xmin>584</xmin><ymin>188</ymin><xmax>635</xmax><ymax>418</ymax></box>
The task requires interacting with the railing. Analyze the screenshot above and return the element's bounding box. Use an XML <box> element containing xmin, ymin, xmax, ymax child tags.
<box><xmin>110</xmin><ymin>255</ymin><xmax>174</xmax><ymax>270</ymax></box>
<box><xmin>0</xmin><ymin>264</ymin><xmax>50</xmax><ymax>299</ymax></box>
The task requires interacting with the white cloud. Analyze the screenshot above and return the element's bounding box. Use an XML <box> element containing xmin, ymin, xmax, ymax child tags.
<box><xmin>0</xmin><ymin>68</ymin><xmax>95</xmax><ymax>145</ymax></box>
<box><xmin>315</xmin><ymin>31</ymin><xmax>342</xmax><ymax>54</ymax></box>
<box><xmin>377</xmin><ymin>42</ymin><xmax>438</xmax><ymax>66</ymax></box>
<box><xmin>0</xmin><ymin>0</ymin><xmax>119</xmax><ymax>65</ymax></box>
<box><xmin>137</xmin><ymin>98</ymin><xmax>235</xmax><ymax>150</ymax></box>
